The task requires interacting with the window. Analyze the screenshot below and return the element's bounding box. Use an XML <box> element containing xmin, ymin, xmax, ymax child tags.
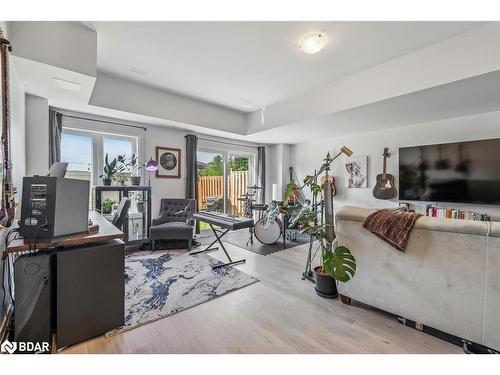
<box><xmin>61</xmin><ymin>133</ymin><xmax>93</xmax><ymax>182</ymax></box>
<box><xmin>103</xmin><ymin>136</ymin><xmax>136</xmax><ymax>184</ymax></box>
<box><xmin>60</xmin><ymin>118</ymin><xmax>141</xmax><ymax>190</ymax></box>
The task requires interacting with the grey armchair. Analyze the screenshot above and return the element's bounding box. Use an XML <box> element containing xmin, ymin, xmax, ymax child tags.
<box><xmin>150</xmin><ymin>198</ymin><xmax>196</xmax><ymax>250</ymax></box>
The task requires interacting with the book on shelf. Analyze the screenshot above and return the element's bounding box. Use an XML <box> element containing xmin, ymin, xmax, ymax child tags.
<box><xmin>426</xmin><ymin>205</ymin><xmax>490</xmax><ymax>222</ymax></box>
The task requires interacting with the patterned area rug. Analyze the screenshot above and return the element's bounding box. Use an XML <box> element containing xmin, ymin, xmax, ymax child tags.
<box><xmin>107</xmin><ymin>251</ymin><xmax>258</xmax><ymax>335</ymax></box>
<box><xmin>198</xmin><ymin>229</ymin><xmax>311</xmax><ymax>256</ymax></box>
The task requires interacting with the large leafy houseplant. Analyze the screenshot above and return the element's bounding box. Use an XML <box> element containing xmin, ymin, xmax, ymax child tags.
<box><xmin>117</xmin><ymin>154</ymin><xmax>142</xmax><ymax>185</ymax></box>
<box><xmin>283</xmin><ymin>148</ymin><xmax>356</xmax><ymax>294</ymax></box>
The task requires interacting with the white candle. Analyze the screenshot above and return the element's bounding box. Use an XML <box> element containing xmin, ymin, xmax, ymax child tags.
<box><xmin>272</xmin><ymin>184</ymin><xmax>282</xmax><ymax>202</ymax></box>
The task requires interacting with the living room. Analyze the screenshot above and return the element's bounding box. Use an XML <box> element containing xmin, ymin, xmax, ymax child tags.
<box><xmin>1</xmin><ymin>1</ymin><xmax>500</xmax><ymax>373</ymax></box>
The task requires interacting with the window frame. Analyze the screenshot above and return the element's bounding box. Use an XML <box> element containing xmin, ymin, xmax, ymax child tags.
<box><xmin>61</xmin><ymin>115</ymin><xmax>144</xmax><ymax>187</ymax></box>
<box><xmin>197</xmin><ymin>142</ymin><xmax>258</xmax><ymax>214</ymax></box>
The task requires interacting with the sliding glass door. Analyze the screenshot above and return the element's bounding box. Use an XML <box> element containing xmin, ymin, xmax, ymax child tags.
<box><xmin>227</xmin><ymin>154</ymin><xmax>252</xmax><ymax>216</ymax></box>
<box><xmin>196</xmin><ymin>148</ymin><xmax>256</xmax><ymax>228</ymax></box>
<box><xmin>197</xmin><ymin>150</ymin><xmax>225</xmax><ymax>213</ymax></box>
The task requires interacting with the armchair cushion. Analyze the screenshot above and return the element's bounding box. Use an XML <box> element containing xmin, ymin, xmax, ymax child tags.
<box><xmin>150</xmin><ymin>221</ymin><xmax>193</xmax><ymax>241</ymax></box>
<box><xmin>152</xmin><ymin>198</ymin><xmax>196</xmax><ymax>226</ymax></box>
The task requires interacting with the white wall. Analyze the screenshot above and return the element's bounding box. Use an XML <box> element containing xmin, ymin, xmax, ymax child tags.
<box><xmin>265</xmin><ymin>143</ymin><xmax>291</xmax><ymax>202</ymax></box>
<box><xmin>145</xmin><ymin>125</ymin><xmax>187</xmax><ymax>216</ymax></box>
<box><xmin>289</xmin><ymin>111</ymin><xmax>500</xmax><ymax>220</ymax></box>
<box><xmin>25</xmin><ymin>94</ymin><xmax>49</xmax><ymax>176</ymax></box>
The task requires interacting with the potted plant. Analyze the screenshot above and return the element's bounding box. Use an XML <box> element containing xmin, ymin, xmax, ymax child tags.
<box><xmin>283</xmin><ymin>148</ymin><xmax>356</xmax><ymax>298</ymax></box>
<box><xmin>101</xmin><ymin>198</ymin><xmax>117</xmax><ymax>215</ymax></box>
<box><xmin>136</xmin><ymin>194</ymin><xmax>144</xmax><ymax>213</ymax></box>
<box><xmin>129</xmin><ymin>192</ymin><xmax>144</xmax><ymax>213</ymax></box>
<box><xmin>116</xmin><ymin>174</ymin><xmax>128</xmax><ymax>186</ymax></box>
<box><xmin>118</xmin><ymin>154</ymin><xmax>142</xmax><ymax>186</ymax></box>
<box><xmin>100</xmin><ymin>154</ymin><xmax>124</xmax><ymax>186</ymax></box>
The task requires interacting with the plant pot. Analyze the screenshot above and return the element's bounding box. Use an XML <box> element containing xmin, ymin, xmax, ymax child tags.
<box><xmin>130</xmin><ymin>176</ymin><xmax>141</xmax><ymax>186</ymax></box>
<box><xmin>102</xmin><ymin>178</ymin><xmax>112</xmax><ymax>186</ymax></box>
<box><xmin>313</xmin><ymin>266</ymin><xmax>339</xmax><ymax>299</ymax></box>
<box><xmin>137</xmin><ymin>202</ymin><xmax>144</xmax><ymax>213</ymax></box>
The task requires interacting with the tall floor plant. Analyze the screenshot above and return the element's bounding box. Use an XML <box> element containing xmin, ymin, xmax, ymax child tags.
<box><xmin>283</xmin><ymin>147</ymin><xmax>356</xmax><ymax>284</ymax></box>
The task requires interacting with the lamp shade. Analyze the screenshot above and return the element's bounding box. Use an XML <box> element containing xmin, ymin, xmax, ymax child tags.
<box><xmin>145</xmin><ymin>158</ymin><xmax>159</xmax><ymax>172</ymax></box>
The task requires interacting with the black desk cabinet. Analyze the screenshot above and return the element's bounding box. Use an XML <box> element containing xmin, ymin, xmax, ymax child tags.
<box><xmin>94</xmin><ymin>186</ymin><xmax>152</xmax><ymax>247</ymax></box>
<box><xmin>56</xmin><ymin>239</ymin><xmax>125</xmax><ymax>348</ymax></box>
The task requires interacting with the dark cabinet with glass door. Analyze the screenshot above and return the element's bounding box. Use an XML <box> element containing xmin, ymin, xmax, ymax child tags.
<box><xmin>94</xmin><ymin>186</ymin><xmax>151</xmax><ymax>246</ymax></box>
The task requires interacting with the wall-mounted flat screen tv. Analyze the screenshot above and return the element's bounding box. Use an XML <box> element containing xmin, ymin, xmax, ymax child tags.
<box><xmin>399</xmin><ymin>138</ymin><xmax>500</xmax><ymax>205</ymax></box>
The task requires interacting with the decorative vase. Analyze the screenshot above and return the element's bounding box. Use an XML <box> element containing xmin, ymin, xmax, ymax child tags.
<box><xmin>313</xmin><ymin>266</ymin><xmax>339</xmax><ymax>299</ymax></box>
<box><xmin>131</xmin><ymin>176</ymin><xmax>141</xmax><ymax>186</ymax></box>
<box><xmin>102</xmin><ymin>178</ymin><xmax>112</xmax><ymax>186</ymax></box>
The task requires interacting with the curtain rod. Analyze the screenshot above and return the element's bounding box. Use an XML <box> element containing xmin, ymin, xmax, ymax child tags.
<box><xmin>60</xmin><ymin>113</ymin><xmax>147</xmax><ymax>131</ymax></box>
<box><xmin>197</xmin><ymin>136</ymin><xmax>259</xmax><ymax>149</ymax></box>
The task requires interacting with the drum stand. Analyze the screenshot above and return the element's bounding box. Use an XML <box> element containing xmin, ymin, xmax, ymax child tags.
<box><xmin>190</xmin><ymin>224</ymin><xmax>246</xmax><ymax>269</ymax></box>
<box><xmin>246</xmin><ymin>226</ymin><xmax>254</xmax><ymax>246</ymax></box>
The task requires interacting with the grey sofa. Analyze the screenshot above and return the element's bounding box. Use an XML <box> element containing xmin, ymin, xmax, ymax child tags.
<box><xmin>150</xmin><ymin>198</ymin><xmax>196</xmax><ymax>250</ymax></box>
<box><xmin>336</xmin><ymin>206</ymin><xmax>500</xmax><ymax>351</ymax></box>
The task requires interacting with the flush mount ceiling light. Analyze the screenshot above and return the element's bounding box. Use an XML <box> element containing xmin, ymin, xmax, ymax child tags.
<box><xmin>298</xmin><ymin>32</ymin><xmax>328</xmax><ymax>54</ymax></box>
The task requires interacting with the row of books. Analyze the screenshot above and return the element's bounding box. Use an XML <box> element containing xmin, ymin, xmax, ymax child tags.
<box><xmin>425</xmin><ymin>205</ymin><xmax>491</xmax><ymax>222</ymax></box>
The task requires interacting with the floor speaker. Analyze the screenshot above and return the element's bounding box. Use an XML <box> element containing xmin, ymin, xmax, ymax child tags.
<box><xmin>14</xmin><ymin>253</ymin><xmax>53</xmax><ymax>351</ymax></box>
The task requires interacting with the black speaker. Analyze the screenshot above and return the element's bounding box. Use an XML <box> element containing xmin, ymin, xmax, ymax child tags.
<box><xmin>19</xmin><ymin>176</ymin><xmax>89</xmax><ymax>241</ymax></box>
<box><xmin>14</xmin><ymin>253</ymin><xmax>53</xmax><ymax>351</ymax></box>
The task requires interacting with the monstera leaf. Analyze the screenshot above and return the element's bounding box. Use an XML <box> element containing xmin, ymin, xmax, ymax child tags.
<box><xmin>322</xmin><ymin>246</ymin><xmax>356</xmax><ymax>282</ymax></box>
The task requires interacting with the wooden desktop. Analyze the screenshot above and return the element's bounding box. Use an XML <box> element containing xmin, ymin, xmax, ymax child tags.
<box><xmin>6</xmin><ymin>210</ymin><xmax>124</xmax><ymax>254</ymax></box>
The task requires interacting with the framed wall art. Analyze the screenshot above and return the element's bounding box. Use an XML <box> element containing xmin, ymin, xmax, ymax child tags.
<box><xmin>345</xmin><ymin>155</ymin><xmax>368</xmax><ymax>188</ymax></box>
<box><xmin>156</xmin><ymin>146</ymin><xmax>181</xmax><ymax>179</ymax></box>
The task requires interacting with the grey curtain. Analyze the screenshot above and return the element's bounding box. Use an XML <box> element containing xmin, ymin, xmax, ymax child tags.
<box><xmin>48</xmin><ymin>109</ymin><xmax>63</xmax><ymax>166</ymax></box>
<box><xmin>257</xmin><ymin>146</ymin><xmax>266</xmax><ymax>203</ymax></box>
<box><xmin>185</xmin><ymin>134</ymin><xmax>199</xmax><ymax>232</ymax></box>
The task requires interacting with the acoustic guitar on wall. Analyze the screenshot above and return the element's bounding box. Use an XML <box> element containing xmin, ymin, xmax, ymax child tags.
<box><xmin>373</xmin><ymin>148</ymin><xmax>397</xmax><ymax>200</ymax></box>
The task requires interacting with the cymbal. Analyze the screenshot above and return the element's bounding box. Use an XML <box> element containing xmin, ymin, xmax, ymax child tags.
<box><xmin>247</xmin><ymin>185</ymin><xmax>263</xmax><ymax>190</ymax></box>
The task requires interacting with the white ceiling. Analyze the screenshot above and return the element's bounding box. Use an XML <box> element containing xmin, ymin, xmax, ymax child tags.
<box><xmin>91</xmin><ymin>21</ymin><xmax>485</xmax><ymax>112</ymax></box>
<box><xmin>244</xmin><ymin>71</ymin><xmax>500</xmax><ymax>144</ymax></box>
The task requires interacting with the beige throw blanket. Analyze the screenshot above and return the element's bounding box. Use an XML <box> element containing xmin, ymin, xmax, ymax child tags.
<box><xmin>363</xmin><ymin>208</ymin><xmax>421</xmax><ymax>252</ymax></box>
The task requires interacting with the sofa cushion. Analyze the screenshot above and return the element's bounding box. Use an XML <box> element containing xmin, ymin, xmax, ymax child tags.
<box><xmin>150</xmin><ymin>222</ymin><xmax>193</xmax><ymax>240</ymax></box>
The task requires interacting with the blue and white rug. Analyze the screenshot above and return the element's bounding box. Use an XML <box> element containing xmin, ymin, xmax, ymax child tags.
<box><xmin>108</xmin><ymin>251</ymin><xmax>258</xmax><ymax>335</ymax></box>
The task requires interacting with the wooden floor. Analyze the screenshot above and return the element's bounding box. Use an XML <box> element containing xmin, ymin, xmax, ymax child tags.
<box><xmin>64</xmin><ymin>242</ymin><xmax>461</xmax><ymax>354</ymax></box>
